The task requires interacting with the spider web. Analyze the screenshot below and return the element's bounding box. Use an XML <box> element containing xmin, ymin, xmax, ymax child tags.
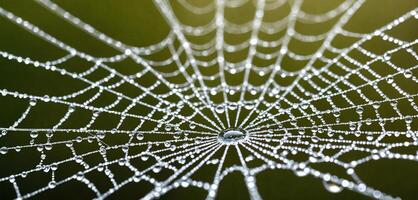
<box><xmin>0</xmin><ymin>0</ymin><xmax>417</xmax><ymax>199</ymax></box>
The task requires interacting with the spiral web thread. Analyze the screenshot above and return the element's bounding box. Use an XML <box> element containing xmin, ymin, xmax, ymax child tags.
<box><xmin>0</xmin><ymin>0</ymin><xmax>417</xmax><ymax>199</ymax></box>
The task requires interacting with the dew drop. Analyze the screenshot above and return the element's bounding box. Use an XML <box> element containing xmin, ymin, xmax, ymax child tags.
<box><xmin>141</xmin><ymin>155</ymin><xmax>149</xmax><ymax>161</ymax></box>
<box><xmin>136</xmin><ymin>133</ymin><xmax>144</xmax><ymax>141</ymax></box>
<box><xmin>349</xmin><ymin>123</ymin><xmax>356</xmax><ymax>131</ymax></box>
<box><xmin>323</xmin><ymin>180</ymin><xmax>343</xmax><ymax>193</ymax></box>
<box><xmin>48</xmin><ymin>181</ymin><xmax>57</xmax><ymax>189</ymax></box>
<box><xmin>97</xmin><ymin>132</ymin><xmax>105</xmax><ymax>139</ymax></box>
<box><xmin>42</xmin><ymin>95</ymin><xmax>50</xmax><ymax>102</ymax></box>
<box><xmin>294</xmin><ymin>169</ymin><xmax>308</xmax><ymax>177</ymax></box>
<box><xmin>215</xmin><ymin>105</ymin><xmax>225</xmax><ymax>113</ymax></box>
<box><xmin>29</xmin><ymin>99</ymin><xmax>37</xmax><ymax>106</ymax></box>
<box><xmin>218</xmin><ymin>128</ymin><xmax>248</xmax><ymax>144</ymax></box>
<box><xmin>404</xmin><ymin>70</ymin><xmax>412</xmax><ymax>79</ymax></box>
<box><xmin>189</xmin><ymin>123</ymin><xmax>196</xmax><ymax>129</ymax></box>
<box><xmin>405</xmin><ymin>116</ymin><xmax>412</xmax><ymax>124</ymax></box>
<box><xmin>30</xmin><ymin>131</ymin><xmax>39</xmax><ymax>138</ymax></box>
<box><xmin>355</xmin><ymin>107</ymin><xmax>363</xmax><ymax>114</ymax></box>
<box><xmin>311</xmin><ymin>136</ymin><xmax>319</xmax><ymax>143</ymax></box>
<box><xmin>301</xmin><ymin>102</ymin><xmax>309</xmax><ymax>110</ymax></box>
<box><xmin>0</xmin><ymin>147</ymin><xmax>8</xmax><ymax>154</ymax></box>
<box><xmin>153</xmin><ymin>166</ymin><xmax>162</xmax><ymax>173</ymax></box>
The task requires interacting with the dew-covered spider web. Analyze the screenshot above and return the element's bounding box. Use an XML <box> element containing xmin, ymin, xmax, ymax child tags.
<box><xmin>0</xmin><ymin>0</ymin><xmax>417</xmax><ymax>199</ymax></box>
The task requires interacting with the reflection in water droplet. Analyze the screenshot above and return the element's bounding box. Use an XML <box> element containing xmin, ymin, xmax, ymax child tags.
<box><xmin>136</xmin><ymin>133</ymin><xmax>144</xmax><ymax>141</ymax></box>
<box><xmin>218</xmin><ymin>128</ymin><xmax>248</xmax><ymax>144</ymax></box>
<box><xmin>215</xmin><ymin>105</ymin><xmax>225</xmax><ymax>113</ymax></box>
<box><xmin>0</xmin><ymin>147</ymin><xmax>8</xmax><ymax>154</ymax></box>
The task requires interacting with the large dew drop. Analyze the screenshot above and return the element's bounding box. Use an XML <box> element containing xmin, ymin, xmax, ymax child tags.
<box><xmin>218</xmin><ymin>128</ymin><xmax>248</xmax><ymax>144</ymax></box>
